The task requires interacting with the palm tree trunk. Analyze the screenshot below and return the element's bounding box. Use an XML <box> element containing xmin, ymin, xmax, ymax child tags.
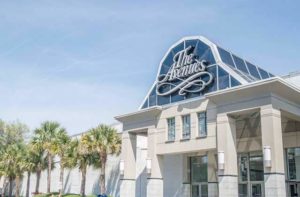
<box><xmin>35</xmin><ymin>169</ymin><xmax>41</xmax><ymax>194</ymax></box>
<box><xmin>26</xmin><ymin>171</ymin><xmax>31</xmax><ymax>197</ymax></box>
<box><xmin>47</xmin><ymin>153</ymin><xmax>52</xmax><ymax>193</ymax></box>
<box><xmin>15</xmin><ymin>176</ymin><xmax>21</xmax><ymax>197</ymax></box>
<box><xmin>59</xmin><ymin>162</ymin><xmax>64</xmax><ymax>197</ymax></box>
<box><xmin>80</xmin><ymin>166</ymin><xmax>87</xmax><ymax>197</ymax></box>
<box><xmin>8</xmin><ymin>177</ymin><xmax>13</xmax><ymax>197</ymax></box>
<box><xmin>99</xmin><ymin>154</ymin><xmax>107</xmax><ymax>195</ymax></box>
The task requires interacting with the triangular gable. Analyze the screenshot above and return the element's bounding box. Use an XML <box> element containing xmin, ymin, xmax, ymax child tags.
<box><xmin>140</xmin><ymin>36</ymin><xmax>274</xmax><ymax>109</ymax></box>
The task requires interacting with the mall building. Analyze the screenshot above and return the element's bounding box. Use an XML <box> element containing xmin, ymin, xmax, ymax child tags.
<box><xmin>115</xmin><ymin>36</ymin><xmax>300</xmax><ymax>197</ymax></box>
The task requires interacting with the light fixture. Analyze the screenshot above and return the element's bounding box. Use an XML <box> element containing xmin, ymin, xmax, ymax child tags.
<box><xmin>264</xmin><ymin>146</ymin><xmax>271</xmax><ymax>168</ymax></box>
<box><xmin>218</xmin><ymin>151</ymin><xmax>225</xmax><ymax>170</ymax></box>
<box><xmin>119</xmin><ymin>160</ymin><xmax>125</xmax><ymax>176</ymax></box>
<box><xmin>146</xmin><ymin>158</ymin><xmax>152</xmax><ymax>174</ymax></box>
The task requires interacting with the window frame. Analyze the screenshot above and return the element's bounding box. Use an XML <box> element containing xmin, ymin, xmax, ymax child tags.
<box><xmin>182</xmin><ymin>114</ymin><xmax>191</xmax><ymax>140</ymax></box>
<box><xmin>197</xmin><ymin>111</ymin><xmax>207</xmax><ymax>138</ymax></box>
<box><xmin>166</xmin><ymin>117</ymin><xmax>176</xmax><ymax>142</ymax></box>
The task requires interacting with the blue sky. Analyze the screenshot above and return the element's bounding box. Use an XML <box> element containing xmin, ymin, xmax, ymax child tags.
<box><xmin>0</xmin><ymin>0</ymin><xmax>299</xmax><ymax>134</ymax></box>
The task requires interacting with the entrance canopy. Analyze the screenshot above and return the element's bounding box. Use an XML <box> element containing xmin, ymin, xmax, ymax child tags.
<box><xmin>140</xmin><ymin>36</ymin><xmax>274</xmax><ymax>109</ymax></box>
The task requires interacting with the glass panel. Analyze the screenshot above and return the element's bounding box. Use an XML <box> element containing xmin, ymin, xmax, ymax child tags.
<box><xmin>287</xmin><ymin>148</ymin><xmax>300</xmax><ymax>180</ymax></box>
<box><xmin>196</xmin><ymin>41</ymin><xmax>215</xmax><ymax>65</ymax></box>
<box><xmin>249</xmin><ymin>153</ymin><xmax>264</xmax><ymax>181</ymax></box>
<box><xmin>185</xmin><ymin>39</ymin><xmax>199</xmax><ymax>49</ymax></box>
<box><xmin>251</xmin><ymin>184</ymin><xmax>262</xmax><ymax>197</ymax></box>
<box><xmin>203</xmin><ymin>65</ymin><xmax>217</xmax><ymax>94</ymax></box>
<box><xmin>239</xmin><ymin>184</ymin><xmax>248</xmax><ymax>197</ymax></box>
<box><xmin>200</xmin><ymin>184</ymin><xmax>208</xmax><ymax>197</ymax></box>
<box><xmin>172</xmin><ymin>41</ymin><xmax>184</xmax><ymax>55</ymax></box>
<box><xmin>269</xmin><ymin>73</ymin><xmax>275</xmax><ymax>77</ymax></box>
<box><xmin>182</xmin><ymin>115</ymin><xmax>191</xmax><ymax>139</ymax></box>
<box><xmin>157</xmin><ymin>84</ymin><xmax>170</xmax><ymax>105</ymax></box>
<box><xmin>198</xmin><ymin>112</ymin><xmax>207</xmax><ymax>137</ymax></box>
<box><xmin>232</xmin><ymin>54</ymin><xmax>249</xmax><ymax>74</ymax></box>
<box><xmin>258</xmin><ymin>67</ymin><xmax>270</xmax><ymax>79</ymax></box>
<box><xmin>217</xmin><ymin>47</ymin><xmax>235</xmax><ymax>67</ymax></box>
<box><xmin>149</xmin><ymin>86</ymin><xmax>157</xmax><ymax>107</ymax></box>
<box><xmin>191</xmin><ymin>156</ymin><xmax>208</xmax><ymax>183</ymax></box>
<box><xmin>289</xmin><ymin>183</ymin><xmax>300</xmax><ymax>197</ymax></box>
<box><xmin>246</xmin><ymin>62</ymin><xmax>261</xmax><ymax>79</ymax></box>
<box><xmin>141</xmin><ymin>98</ymin><xmax>148</xmax><ymax>109</ymax></box>
<box><xmin>167</xmin><ymin>117</ymin><xmax>175</xmax><ymax>141</ymax></box>
<box><xmin>239</xmin><ymin>155</ymin><xmax>248</xmax><ymax>182</ymax></box>
<box><xmin>192</xmin><ymin>185</ymin><xmax>199</xmax><ymax>197</ymax></box>
<box><xmin>218</xmin><ymin>66</ymin><xmax>230</xmax><ymax>90</ymax></box>
<box><xmin>230</xmin><ymin>76</ymin><xmax>241</xmax><ymax>87</ymax></box>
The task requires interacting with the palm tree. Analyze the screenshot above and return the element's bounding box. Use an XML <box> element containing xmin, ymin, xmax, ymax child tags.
<box><xmin>30</xmin><ymin>137</ymin><xmax>48</xmax><ymax>194</ymax></box>
<box><xmin>53</xmin><ymin>130</ymin><xmax>72</xmax><ymax>197</ymax></box>
<box><xmin>0</xmin><ymin>143</ymin><xmax>26</xmax><ymax>197</ymax></box>
<box><xmin>24</xmin><ymin>144</ymin><xmax>40</xmax><ymax>197</ymax></box>
<box><xmin>82</xmin><ymin>124</ymin><xmax>121</xmax><ymax>195</ymax></box>
<box><xmin>0</xmin><ymin>120</ymin><xmax>29</xmax><ymax>197</ymax></box>
<box><xmin>75</xmin><ymin>135</ymin><xmax>101</xmax><ymax>197</ymax></box>
<box><xmin>34</xmin><ymin>121</ymin><xmax>66</xmax><ymax>193</ymax></box>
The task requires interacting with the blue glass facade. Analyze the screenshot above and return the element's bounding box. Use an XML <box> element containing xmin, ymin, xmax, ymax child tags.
<box><xmin>141</xmin><ymin>38</ymin><xmax>274</xmax><ymax>109</ymax></box>
<box><xmin>217</xmin><ymin>46</ymin><xmax>273</xmax><ymax>82</ymax></box>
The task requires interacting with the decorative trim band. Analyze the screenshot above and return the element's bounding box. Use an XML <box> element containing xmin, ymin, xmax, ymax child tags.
<box><xmin>120</xmin><ymin>178</ymin><xmax>136</xmax><ymax>181</ymax></box>
<box><xmin>147</xmin><ymin>177</ymin><xmax>163</xmax><ymax>180</ymax></box>
<box><xmin>218</xmin><ymin>174</ymin><xmax>238</xmax><ymax>177</ymax></box>
<box><xmin>264</xmin><ymin>172</ymin><xmax>285</xmax><ymax>176</ymax></box>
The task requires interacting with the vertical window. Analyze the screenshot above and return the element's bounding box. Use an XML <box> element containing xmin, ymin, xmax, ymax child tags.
<box><xmin>198</xmin><ymin>112</ymin><xmax>207</xmax><ymax>137</ymax></box>
<box><xmin>249</xmin><ymin>153</ymin><xmax>264</xmax><ymax>181</ymax></box>
<box><xmin>287</xmin><ymin>148</ymin><xmax>300</xmax><ymax>180</ymax></box>
<box><xmin>167</xmin><ymin>117</ymin><xmax>175</xmax><ymax>141</ymax></box>
<box><xmin>182</xmin><ymin>114</ymin><xmax>191</xmax><ymax>139</ymax></box>
<box><xmin>191</xmin><ymin>156</ymin><xmax>208</xmax><ymax>182</ymax></box>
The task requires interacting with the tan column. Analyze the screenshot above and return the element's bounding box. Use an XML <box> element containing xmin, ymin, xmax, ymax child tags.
<box><xmin>261</xmin><ymin>105</ymin><xmax>286</xmax><ymax>197</ymax></box>
<box><xmin>120</xmin><ymin>132</ymin><xmax>136</xmax><ymax>197</ymax></box>
<box><xmin>147</xmin><ymin>127</ymin><xmax>164</xmax><ymax>197</ymax></box>
<box><xmin>208</xmin><ymin>151</ymin><xmax>218</xmax><ymax>197</ymax></box>
<box><xmin>217</xmin><ymin>113</ymin><xmax>238</xmax><ymax>196</ymax></box>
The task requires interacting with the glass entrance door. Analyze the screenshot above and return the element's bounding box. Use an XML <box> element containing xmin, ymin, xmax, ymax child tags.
<box><xmin>288</xmin><ymin>182</ymin><xmax>300</xmax><ymax>197</ymax></box>
<box><xmin>287</xmin><ymin>148</ymin><xmax>300</xmax><ymax>196</ymax></box>
<box><xmin>250</xmin><ymin>183</ymin><xmax>263</xmax><ymax>197</ymax></box>
<box><xmin>238</xmin><ymin>152</ymin><xmax>264</xmax><ymax>197</ymax></box>
<box><xmin>191</xmin><ymin>156</ymin><xmax>208</xmax><ymax>197</ymax></box>
<box><xmin>192</xmin><ymin>184</ymin><xmax>208</xmax><ymax>197</ymax></box>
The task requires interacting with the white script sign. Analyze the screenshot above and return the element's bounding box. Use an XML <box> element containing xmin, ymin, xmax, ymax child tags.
<box><xmin>156</xmin><ymin>46</ymin><xmax>213</xmax><ymax>96</ymax></box>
